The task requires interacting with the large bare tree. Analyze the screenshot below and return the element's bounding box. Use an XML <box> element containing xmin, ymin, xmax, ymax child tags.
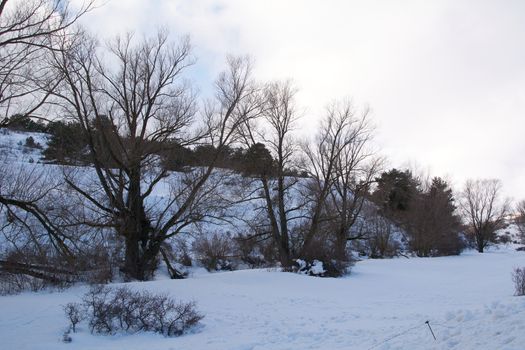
<box><xmin>239</xmin><ymin>81</ymin><xmax>303</xmax><ymax>267</ymax></box>
<box><xmin>460</xmin><ymin>179</ymin><xmax>510</xmax><ymax>252</ymax></box>
<box><xmin>50</xmin><ymin>29</ymin><xmax>260</xmax><ymax>280</ymax></box>
<box><xmin>301</xmin><ymin>101</ymin><xmax>380</xmax><ymax>261</ymax></box>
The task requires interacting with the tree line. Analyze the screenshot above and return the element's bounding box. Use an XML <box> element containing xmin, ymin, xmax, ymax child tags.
<box><xmin>0</xmin><ymin>0</ymin><xmax>523</xmax><ymax>290</ymax></box>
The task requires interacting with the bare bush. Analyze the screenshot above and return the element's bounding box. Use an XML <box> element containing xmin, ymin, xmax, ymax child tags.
<box><xmin>234</xmin><ymin>232</ymin><xmax>269</xmax><ymax>268</ymax></box>
<box><xmin>0</xmin><ymin>271</ymin><xmax>48</xmax><ymax>295</ymax></box>
<box><xmin>192</xmin><ymin>233</ymin><xmax>237</xmax><ymax>271</ymax></box>
<box><xmin>75</xmin><ymin>244</ymin><xmax>115</xmax><ymax>285</ymax></box>
<box><xmin>296</xmin><ymin>222</ymin><xmax>353</xmax><ymax>277</ymax></box>
<box><xmin>75</xmin><ymin>285</ymin><xmax>202</xmax><ymax>336</ymax></box>
<box><xmin>171</xmin><ymin>238</ymin><xmax>193</xmax><ymax>267</ymax></box>
<box><xmin>362</xmin><ymin>209</ymin><xmax>400</xmax><ymax>258</ymax></box>
<box><xmin>512</xmin><ymin>267</ymin><xmax>525</xmax><ymax>296</ymax></box>
<box><xmin>64</xmin><ymin>302</ymin><xmax>84</xmax><ymax>332</ymax></box>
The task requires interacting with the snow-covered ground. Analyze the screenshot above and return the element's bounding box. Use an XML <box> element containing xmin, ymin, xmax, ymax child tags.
<box><xmin>1</xmin><ymin>245</ymin><xmax>524</xmax><ymax>350</ymax></box>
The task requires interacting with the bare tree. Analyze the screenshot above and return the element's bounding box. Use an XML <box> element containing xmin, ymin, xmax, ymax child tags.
<box><xmin>301</xmin><ymin>101</ymin><xmax>380</xmax><ymax>261</ymax></box>
<box><xmin>0</xmin><ymin>0</ymin><xmax>94</xmax><ymax>127</ymax></box>
<box><xmin>50</xmin><ymin>29</ymin><xmax>260</xmax><ymax>280</ymax></box>
<box><xmin>328</xmin><ymin>104</ymin><xmax>382</xmax><ymax>260</ymax></box>
<box><xmin>239</xmin><ymin>80</ymin><xmax>303</xmax><ymax>267</ymax></box>
<box><xmin>460</xmin><ymin>179</ymin><xmax>510</xmax><ymax>252</ymax></box>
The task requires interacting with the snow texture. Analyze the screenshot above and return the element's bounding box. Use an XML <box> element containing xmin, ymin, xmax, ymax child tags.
<box><xmin>1</xmin><ymin>246</ymin><xmax>524</xmax><ymax>350</ymax></box>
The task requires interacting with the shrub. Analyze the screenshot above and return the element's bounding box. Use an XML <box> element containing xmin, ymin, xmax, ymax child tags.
<box><xmin>293</xmin><ymin>222</ymin><xmax>354</xmax><ymax>278</ymax></box>
<box><xmin>293</xmin><ymin>259</ymin><xmax>325</xmax><ymax>276</ymax></box>
<box><xmin>68</xmin><ymin>285</ymin><xmax>203</xmax><ymax>336</ymax></box>
<box><xmin>291</xmin><ymin>257</ymin><xmax>351</xmax><ymax>278</ymax></box>
<box><xmin>171</xmin><ymin>238</ymin><xmax>193</xmax><ymax>267</ymax></box>
<box><xmin>74</xmin><ymin>243</ymin><xmax>116</xmax><ymax>285</ymax></box>
<box><xmin>512</xmin><ymin>267</ymin><xmax>525</xmax><ymax>296</ymax></box>
<box><xmin>192</xmin><ymin>233</ymin><xmax>236</xmax><ymax>271</ymax></box>
<box><xmin>0</xmin><ymin>272</ymin><xmax>48</xmax><ymax>295</ymax></box>
<box><xmin>497</xmin><ymin>233</ymin><xmax>512</xmax><ymax>245</ymax></box>
<box><xmin>357</xmin><ymin>208</ymin><xmax>401</xmax><ymax>258</ymax></box>
<box><xmin>24</xmin><ymin>136</ymin><xmax>42</xmax><ymax>149</ymax></box>
<box><xmin>234</xmin><ymin>233</ymin><xmax>268</xmax><ymax>268</ymax></box>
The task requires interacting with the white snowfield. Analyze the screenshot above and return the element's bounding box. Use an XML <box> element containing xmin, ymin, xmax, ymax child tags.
<box><xmin>1</xmin><ymin>246</ymin><xmax>524</xmax><ymax>350</ymax></box>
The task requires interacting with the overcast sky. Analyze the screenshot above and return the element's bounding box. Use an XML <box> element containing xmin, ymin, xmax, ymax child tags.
<box><xmin>79</xmin><ymin>0</ymin><xmax>525</xmax><ymax>199</ymax></box>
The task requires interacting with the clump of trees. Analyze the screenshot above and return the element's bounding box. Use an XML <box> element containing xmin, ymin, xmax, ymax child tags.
<box><xmin>4</xmin><ymin>115</ymin><xmax>48</xmax><ymax>133</ymax></box>
<box><xmin>234</xmin><ymin>95</ymin><xmax>382</xmax><ymax>276</ymax></box>
<box><xmin>370</xmin><ymin>169</ymin><xmax>464</xmax><ymax>257</ymax></box>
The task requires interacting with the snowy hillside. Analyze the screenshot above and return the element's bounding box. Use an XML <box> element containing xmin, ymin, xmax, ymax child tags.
<box><xmin>1</xmin><ymin>245</ymin><xmax>524</xmax><ymax>350</ymax></box>
<box><xmin>0</xmin><ymin>129</ymin><xmax>48</xmax><ymax>163</ymax></box>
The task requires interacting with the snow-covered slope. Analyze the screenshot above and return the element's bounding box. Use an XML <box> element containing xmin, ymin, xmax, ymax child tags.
<box><xmin>0</xmin><ymin>129</ymin><xmax>48</xmax><ymax>163</ymax></box>
<box><xmin>1</xmin><ymin>245</ymin><xmax>524</xmax><ymax>350</ymax></box>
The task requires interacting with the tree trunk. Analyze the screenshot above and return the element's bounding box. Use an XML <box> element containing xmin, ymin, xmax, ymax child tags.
<box><xmin>334</xmin><ymin>229</ymin><xmax>347</xmax><ymax>262</ymax></box>
<box><xmin>121</xmin><ymin>213</ymin><xmax>160</xmax><ymax>280</ymax></box>
<box><xmin>477</xmin><ymin>235</ymin><xmax>484</xmax><ymax>253</ymax></box>
<box><xmin>120</xmin><ymin>167</ymin><xmax>158</xmax><ymax>280</ymax></box>
<box><xmin>277</xmin><ymin>167</ymin><xmax>291</xmax><ymax>267</ymax></box>
<box><xmin>123</xmin><ymin>232</ymin><xmax>143</xmax><ymax>280</ymax></box>
<box><xmin>261</xmin><ymin>177</ymin><xmax>291</xmax><ymax>267</ymax></box>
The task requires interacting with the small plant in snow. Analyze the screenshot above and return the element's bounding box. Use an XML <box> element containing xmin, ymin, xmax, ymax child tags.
<box><xmin>512</xmin><ymin>267</ymin><xmax>525</xmax><ymax>296</ymax></box>
<box><xmin>62</xmin><ymin>328</ymin><xmax>72</xmax><ymax>343</ymax></box>
<box><xmin>64</xmin><ymin>302</ymin><xmax>84</xmax><ymax>332</ymax></box>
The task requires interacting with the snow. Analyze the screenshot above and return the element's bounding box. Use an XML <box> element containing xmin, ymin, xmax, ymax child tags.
<box><xmin>309</xmin><ymin>260</ymin><xmax>326</xmax><ymax>275</ymax></box>
<box><xmin>1</xmin><ymin>246</ymin><xmax>524</xmax><ymax>350</ymax></box>
<box><xmin>0</xmin><ymin>129</ymin><xmax>48</xmax><ymax>163</ymax></box>
<box><xmin>295</xmin><ymin>259</ymin><xmax>327</xmax><ymax>276</ymax></box>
